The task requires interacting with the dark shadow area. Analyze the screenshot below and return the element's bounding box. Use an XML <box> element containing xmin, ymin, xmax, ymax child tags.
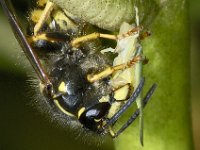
<box><xmin>0</xmin><ymin>71</ymin><xmax>114</xmax><ymax>150</ymax></box>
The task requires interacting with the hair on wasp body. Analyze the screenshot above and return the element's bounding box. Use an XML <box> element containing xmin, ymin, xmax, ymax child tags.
<box><xmin>0</xmin><ymin>0</ymin><xmax>157</xmax><ymax>143</ymax></box>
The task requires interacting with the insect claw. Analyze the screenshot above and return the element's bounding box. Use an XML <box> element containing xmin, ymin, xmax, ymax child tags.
<box><xmin>139</xmin><ymin>31</ymin><xmax>152</xmax><ymax>40</ymax></box>
<box><xmin>117</xmin><ymin>26</ymin><xmax>142</xmax><ymax>39</ymax></box>
<box><xmin>142</xmin><ymin>56</ymin><xmax>149</xmax><ymax>65</ymax></box>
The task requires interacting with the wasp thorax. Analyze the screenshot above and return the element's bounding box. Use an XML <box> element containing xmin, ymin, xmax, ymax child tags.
<box><xmin>79</xmin><ymin>102</ymin><xmax>111</xmax><ymax>132</ymax></box>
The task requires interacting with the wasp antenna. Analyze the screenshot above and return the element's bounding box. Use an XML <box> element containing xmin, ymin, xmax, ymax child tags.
<box><xmin>104</xmin><ymin>77</ymin><xmax>145</xmax><ymax>128</ymax></box>
<box><xmin>113</xmin><ymin>84</ymin><xmax>157</xmax><ymax>138</ymax></box>
<box><xmin>0</xmin><ymin>0</ymin><xmax>52</xmax><ymax>86</ymax></box>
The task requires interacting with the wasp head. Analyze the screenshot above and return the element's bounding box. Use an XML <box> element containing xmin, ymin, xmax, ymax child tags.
<box><xmin>79</xmin><ymin>102</ymin><xmax>111</xmax><ymax>133</ymax></box>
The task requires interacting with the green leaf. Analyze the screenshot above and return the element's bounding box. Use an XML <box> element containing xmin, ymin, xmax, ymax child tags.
<box><xmin>114</xmin><ymin>0</ymin><xmax>193</xmax><ymax>150</ymax></box>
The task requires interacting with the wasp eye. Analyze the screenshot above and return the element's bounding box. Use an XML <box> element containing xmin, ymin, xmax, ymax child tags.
<box><xmin>79</xmin><ymin>102</ymin><xmax>111</xmax><ymax>132</ymax></box>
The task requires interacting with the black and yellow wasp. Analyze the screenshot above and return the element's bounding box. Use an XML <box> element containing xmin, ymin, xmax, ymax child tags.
<box><xmin>0</xmin><ymin>0</ymin><xmax>156</xmax><ymax>141</ymax></box>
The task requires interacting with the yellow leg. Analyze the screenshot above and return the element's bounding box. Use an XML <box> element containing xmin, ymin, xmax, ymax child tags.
<box><xmin>108</xmin><ymin>126</ymin><xmax>116</xmax><ymax>138</ymax></box>
<box><xmin>71</xmin><ymin>26</ymin><xmax>142</xmax><ymax>47</ymax></box>
<box><xmin>34</xmin><ymin>1</ymin><xmax>55</xmax><ymax>35</ymax></box>
<box><xmin>28</xmin><ymin>32</ymin><xmax>66</xmax><ymax>44</ymax></box>
<box><xmin>71</xmin><ymin>32</ymin><xmax>117</xmax><ymax>47</ymax></box>
<box><xmin>87</xmin><ymin>55</ymin><xmax>143</xmax><ymax>83</ymax></box>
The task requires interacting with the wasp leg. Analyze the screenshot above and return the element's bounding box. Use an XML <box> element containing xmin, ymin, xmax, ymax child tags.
<box><xmin>107</xmin><ymin>126</ymin><xmax>117</xmax><ymax>138</ymax></box>
<box><xmin>28</xmin><ymin>31</ymin><xmax>69</xmax><ymax>44</ymax></box>
<box><xmin>71</xmin><ymin>26</ymin><xmax>142</xmax><ymax>47</ymax></box>
<box><xmin>34</xmin><ymin>1</ymin><xmax>55</xmax><ymax>35</ymax></box>
<box><xmin>113</xmin><ymin>84</ymin><xmax>157</xmax><ymax>138</ymax></box>
<box><xmin>71</xmin><ymin>32</ymin><xmax>117</xmax><ymax>47</ymax></box>
<box><xmin>0</xmin><ymin>0</ymin><xmax>54</xmax><ymax>96</ymax></box>
<box><xmin>87</xmin><ymin>55</ymin><xmax>145</xmax><ymax>83</ymax></box>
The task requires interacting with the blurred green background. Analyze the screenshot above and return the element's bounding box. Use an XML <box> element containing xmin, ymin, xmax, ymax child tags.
<box><xmin>0</xmin><ymin>0</ymin><xmax>199</xmax><ymax>150</ymax></box>
<box><xmin>191</xmin><ymin>0</ymin><xmax>200</xmax><ymax>149</ymax></box>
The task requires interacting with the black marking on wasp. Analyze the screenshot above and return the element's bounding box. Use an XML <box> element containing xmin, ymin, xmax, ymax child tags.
<box><xmin>0</xmin><ymin>0</ymin><xmax>156</xmax><ymax>139</ymax></box>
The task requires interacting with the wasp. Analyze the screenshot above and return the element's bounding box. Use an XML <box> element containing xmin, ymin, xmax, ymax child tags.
<box><xmin>0</xmin><ymin>0</ymin><xmax>156</xmax><ymax>141</ymax></box>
